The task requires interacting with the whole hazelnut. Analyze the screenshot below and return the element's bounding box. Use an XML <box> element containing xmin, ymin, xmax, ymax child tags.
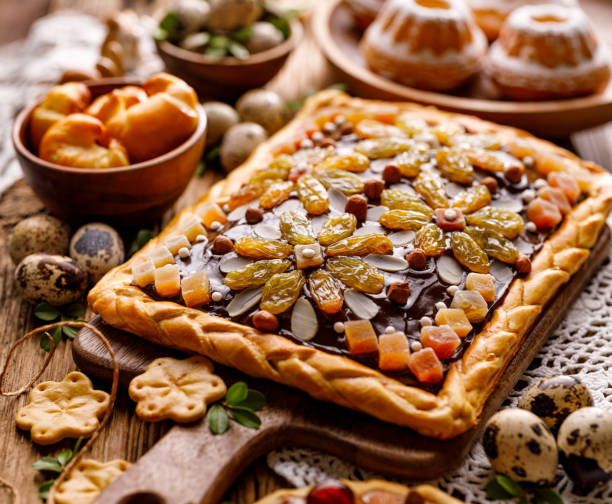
<box><xmin>480</xmin><ymin>176</ymin><xmax>498</xmax><ymax>194</ymax></box>
<box><xmin>515</xmin><ymin>254</ymin><xmax>532</xmax><ymax>275</ymax></box>
<box><xmin>345</xmin><ymin>195</ymin><xmax>368</xmax><ymax>221</ymax></box>
<box><xmin>364</xmin><ymin>178</ymin><xmax>385</xmax><ymax>200</ymax></box>
<box><xmin>382</xmin><ymin>163</ymin><xmax>402</xmax><ymax>184</ymax></box>
<box><xmin>212</xmin><ymin>235</ymin><xmax>234</xmax><ymax>255</ymax></box>
<box><xmin>504</xmin><ymin>162</ymin><xmax>525</xmax><ymax>184</ymax></box>
<box><xmin>406</xmin><ymin>490</ymin><xmax>425</xmax><ymax>504</ymax></box>
<box><xmin>245</xmin><ymin>206</ymin><xmax>264</xmax><ymax>224</ymax></box>
<box><xmin>406</xmin><ymin>248</ymin><xmax>427</xmax><ymax>269</ymax></box>
<box><xmin>252</xmin><ymin>310</ymin><xmax>279</xmax><ymax>332</ymax></box>
<box><xmin>387</xmin><ymin>282</ymin><xmax>411</xmax><ymax>304</ymax></box>
<box><xmin>319</xmin><ymin>138</ymin><xmax>337</xmax><ymax>148</ymax></box>
<box><xmin>339</xmin><ymin>123</ymin><xmax>354</xmax><ymax>136</ymax></box>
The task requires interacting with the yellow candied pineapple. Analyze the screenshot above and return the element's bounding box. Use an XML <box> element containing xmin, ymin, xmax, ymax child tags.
<box><xmin>181</xmin><ymin>270</ymin><xmax>210</xmax><ymax>307</ymax></box>
<box><xmin>435</xmin><ymin>308</ymin><xmax>472</xmax><ymax>338</ymax></box>
<box><xmin>465</xmin><ymin>272</ymin><xmax>496</xmax><ymax>303</ymax></box>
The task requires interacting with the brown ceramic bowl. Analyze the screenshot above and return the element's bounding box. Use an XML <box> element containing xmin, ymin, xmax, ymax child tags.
<box><xmin>12</xmin><ymin>78</ymin><xmax>207</xmax><ymax>225</ymax></box>
<box><xmin>156</xmin><ymin>19</ymin><xmax>302</xmax><ymax>100</ymax></box>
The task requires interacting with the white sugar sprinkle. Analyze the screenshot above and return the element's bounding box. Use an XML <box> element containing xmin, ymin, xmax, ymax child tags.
<box><xmin>178</xmin><ymin>247</ymin><xmax>190</xmax><ymax>259</ymax></box>
<box><xmin>222</xmin><ymin>204</ymin><xmax>230</xmax><ymax>212</ymax></box>
<box><xmin>195</xmin><ymin>234</ymin><xmax>207</xmax><ymax>243</ymax></box>
<box><xmin>521</xmin><ymin>189</ymin><xmax>535</xmax><ymax>202</ymax></box>
<box><xmin>301</xmin><ymin>247</ymin><xmax>315</xmax><ymax>258</ymax></box>
<box><xmin>526</xmin><ymin>221</ymin><xmax>537</xmax><ymax>233</ymax></box>
<box><xmin>419</xmin><ymin>316</ymin><xmax>433</xmax><ymax>327</ymax></box>
<box><xmin>211</xmin><ymin>291</ymin><xmax>223</xmax><ymax>302</ymax></box>
<box><xmin>447</xmin><ymin>285</ymin><xmax>459</xmax><ymax>296</ymax></box>
<box><xmin>411</xmin><ymin>341</ymin><xmax>423</xmax><ymax>352</ymax></box>
<box><xmin>300</xmin><ymin>138</ymin><xmax>314</xmax><ymax>150</ymax></box>
<box><xmin>323</xmin><ymin>122</ymin><xmax>335</xmax><ymax>133</ymax></box>
<box><xmin>333</xmin><ymin>322</ymin><xmax>345</xmax><ymax>333</ymax></box>
<box><xmin>312</xmin><ymin>131</ymin><xmax>324</xmax><ymax>143</ymax></box>
<box><xmin>435</xmin><ymin>301</ymin><xmax>446</xmax><ymax>311</ymax></box>
<box><xmin>385</xmin><ymin>326</ymin><xmax>395</xmax><ymax>334</ymax></box>
<box><xmin>444</xmin><ymin>209</ymin><xmax>457</xmax><ymax>220</ymax></box>
<box><xmin>523</xmin><ymin>156</ymin><xmax>535</xmax><ymax>168</ymax></box>
<box><xmin>334</xmin><ymin>115</ymin><xmax>346</xmax><ymax>125</ymax></box>
<box><xmin>210</xmin><ymin>221</ymin><xmax>223</xmax><ymax>231</ymax></box>
<box><xmin>534</xmin><ymin>179</ymin><xmax>547</xmax><ymax>189</ymax></box>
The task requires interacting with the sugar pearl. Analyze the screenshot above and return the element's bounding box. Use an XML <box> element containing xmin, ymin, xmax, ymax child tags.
<box><xmin>526</xmin><ymin>221</ymin><xmax>537</xmax><ymax>233</ymax></box>
<box><xmin>178</xmin><ymin>247</ymin><xmax>190</xmax><ymax>259</ymax></box>
<box><xmin>523</xmin><ymin>156</ymin><xmax>535</xmax><ymax>168</ymax></box>
<box><xmin>534</xmin><ymin>179</ymin><xmax>547</xmax><ymax>190</ymax></box>
<box><xmin>323</xmin><ymin>122</ymin><xmax>335</xmax><ymax>133</ymax></box>
<box><xmin>195</xmin><ymin>234</ymin><xmax>207</xmax><ymax>243</ymax></box>
<box><xmin>333</xmin><ymin>321</ymin><xmax>345</xmax><ymax>333</ymax></box>
<box><xmin>435</xmin><ymin>301</ymin><xmax>446</xmax><ymax>311</ymax></box>
<box><xmin>311</xmin><ymin>131</ymin><xmax>324</xmax><ymax>143</ymax></box>
<box><xmin>419</xmin><ymin>316</ymin><xmax>433</xmax><ymax>327</ymax></box>
<box><xmin>385</xmin><ymin>326</ymin><xmax>395</xmax><ymax>334</ymax></box>
<box><xmin>211</xmin><ymin>291</ymin><xmax>223</xmax><ymax>302</ymax></box>
<box><xmin>444</xmin><ymin>209</ymin><xmax>457</xmax><ymax>220</ymax></box>
<box><xmin>447</xmin><ymin>285</ymin><xmax>459</xmax><ymax>296</ymax></box>
<box><xmin>301</xmin><ymin>247</ymin><xmax>315</xmax><ymax>258</ymax></box>
<box><xmin>210</xmin><ymin>221</ymin><xmax>223</xmax><ymax>231</ymax></box>
<box><xmin>222</xmin><ymin>204</ymin><xmax>230</xmax><ymax>213</ymax></box>
<box><xmin>300</xmin><ymin>138</ymin><xmax>314</xmax><ymax>150</ymax></box>
<box><xmin>411</xmin><ymin>341</ymin><xmax>423</xmax><ymax>352</ymax></box>
<box><xmin>334</xmin><ymin>115</ymin><xmax>346</xmax><ymax>125</ymax></box>
<box><xmin>521</xmin><ymin>189</ymin><xmax>535</xmax><ymax>202</ymax></box>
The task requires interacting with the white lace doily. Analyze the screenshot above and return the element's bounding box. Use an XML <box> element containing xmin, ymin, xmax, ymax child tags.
<box><xmin>268</xmin><ymin>241</ymin><xmax>612</xmax><ymax>503</ymax></box>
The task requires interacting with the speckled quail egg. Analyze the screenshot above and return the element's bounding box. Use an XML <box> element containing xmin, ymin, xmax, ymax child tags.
<box><xmin>236</xmin><ymin>89</ymin><xmax>285</xmax><ymax>134</ymax></box>
<box><xmin>482</xmin><ymin>408</ymin><xmax>559</xmax><ymax>485</ymax></box>
<box><xmin>171</xmin><ymin>0</ymin><xmax>210</xmax><ymax>34</ymax></box>
<box><xmin>8</xmin><ymin>214</ymin><xmax>71</xmax><ymax>265</ymax></box>
<box><xmin>518</xmin><ymin>375</ymin><xmax>593</xmax><ymax>433</ymax></box>
<box><xmin>558</xmin><ymin>407</ymin><xmax>612</xmax><ymax>491</ymax></box>
<box><xmin>203</xmin><ymin>101</ymin><xmax>240</xmax><ymax>146</ymax></box>
<box><xmin>220</xmin><ymin>122</ymin><xmax>267</xmax><ymax>172</ymax></box>
<box><xmin>206</xmin><ymin>0</ymin><xmax>263</xmax><ymax>32</ymax></box>
<box><xmin>15</xmin><ymin>254</ymin><xmax>87</xmax><ymax>305</ymax></box>
<box><xmin>69</xmin><ymin>223</ymin><xmax>125</xmax><ymax>284</ymax></box>
<box><xmin>245</xmin><ymin>21</ymin><xmax>284</xmax><ymax>54</ymax></box>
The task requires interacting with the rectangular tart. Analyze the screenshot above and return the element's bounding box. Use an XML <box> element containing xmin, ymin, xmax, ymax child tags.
<box><xmin>89</xmin><ymin>91</ymin><xmax>612</xmax><ymax>439</ymax></box>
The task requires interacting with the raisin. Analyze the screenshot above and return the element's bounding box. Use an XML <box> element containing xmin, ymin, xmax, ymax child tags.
<box><xmin>414</xmin><ymin>223</ymin><xmax>446</xmax><ymax>257</ymax></box>
<box><xmin>308</xmin><ymin>269</ymin><xmax>343</xmax><ymax>314</ymax></box>
<box><xmin>466</xmin><ymin>207</ymin><xmax>525</xmax><ymax>239</ymax></box>
<box><xmin>414</xmin><ymin>170</ymin><xmax>449</xmax><ymax>209</ymax></box>
<box><xmin>379</xmin><ymin>209</ymin><xmax>431</xmax><ymax>230</ymax></box>
<box><xmin>436</xmin><ymin>148</ymin><xmax>474</xmax><ymax>184</ymax></box>
<box><xmin>297</xmin><ymin>175</ymin><xmax>329</xmax><ymax>215</ymax></box>
<box><xmin>224</xmin><ymin>259</ymin><xmax>291</xmax><ymax>290</ymax></box>
<box><xmin>354</xmin><ymin>137</ymin><xmax>412</xmax><ymax>159</ymax></box>
<box><xmin>318</xmin><ymin>213</ymin><xmax>357</xmax><ymax>246</ymax></box>
<box><xmin>259</xmin><ymin>180</ymin><xmax>294</xmax><ymax>209</ymax></box>
<box><xmin>317</xmin><ymin>153</ymin><xmax>370</xmax><ymax>173</ymax></box>
<box><xmin>380</xmin><ymin>189</ymin><xmax>434</xmax><ymax>217</ymax></box>
<box><xmin>394</xmin><ymin>142</ymin><xmax>430</xmax><ymax>177</ymax></box>
<box><xmin>354</xmin><ymin>119</ymin><xmax>406</xmax><ymax>139</ymax></box>
<box><xmin>279</xmin><ymin>211</ymin><xmax>316</xmax><ymax>245</ymax></box>
<box><xmin>326</xmin><ymin>234</ymin><xmax>393</xmax><ymax>257</ymax></box>
<box><xmin>314</xmin><ymin>169</ymin><xmax>364</xmax><ymax>195</ymax></box>
<box><xmin>234</xmin><ymin>237</ymin><xmax>293</xmax><ymax>259</ymax></box>
<box><xmin>450</xmin><ymin>231</ymin><xmax>490</xmax><ymax>273</ymax></box>
<box><xmin>452</xmin><ymin>185</ymin><xmax>491</xmax><ymax>214</ymax></box>
<box><xmin>260</xmin><ymin>270</ymin><xmax>305</xmax><ymax>314</ymax></box>
<box><xmin>465</xmin><ymin>226</ymin><xmax>519</xmax><ymax>264</ymax></box>
<box><xmin>326</xmin><ymin>257</ymin><xmax>385</xmax><ymax>294</ymax></box>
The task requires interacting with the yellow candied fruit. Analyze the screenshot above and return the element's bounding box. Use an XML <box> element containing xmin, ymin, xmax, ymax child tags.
<box><xmin>164</xmin><ymin>234</ymin><xmax>191</xmax><ymax>255</ymax></box>
<box><xmin>465</xmin><ymin>272</ymin><xmax>496</xmax><ymax>303</ymax></box>
<box><xmin>132</xmin><ymin>258</ymin><xmax>155</xmax><ymax>287</ymax></box>
<box><xmin>181</xmin><ymin>270</ymin><xmax>210</xmax><ymax>307</ymax></box>
<box><xmin>147</xmin><ymin>245</ymin><xmax>174</xmax><ymax>268</ymax></box>
<box><xmin>197</xmin><ymin>203</ymin><xmax>227</xmax><ymax>230</ymax></box>
<box><xmin>344</xmin><ymin>320</ymin><xmax>379</xmax><ymax>355</ymax></box>
<box><xmin>180</xmin><ymin>214</ymin><xmax>207</xmax><ymax>242</ymax></box>
<box><xmin>450</xmin><ymin>290</ymin><xmax>488</xmax><ymax>323</ymax></box>
<box><xmin>154</xmin><ymin>264</ymin><xmax>180</xmax><ymax>297</ymax></box>
<box><xmin>435</xmin><ymin>308</ymin><xmax>472</xmax><ymax>338</ymax></box>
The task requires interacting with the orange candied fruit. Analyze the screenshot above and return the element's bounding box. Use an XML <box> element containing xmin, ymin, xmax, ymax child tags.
<box><xmin>154</xmin><ymin>264</ymin><xmax>180</xmax><ymax>297</ymax></box>
<box><xmin>548</xmin><ymin>172</ymin><xmax>580</xmax><ymax>203</ymax></box>
<box><xmin>465</xmin><ymin>272</ymin><xmax>496</xmax><ymax>303</ymax></box>
<box><xmin>198</xmin><ymin>203</ymin><xmax>227</xmax><ymax>230</ymax></box>
<box><xmin>344</xmin><ymin>320</ymin><xmax>378</xmax><ymax>355</ymax></box>
<box><xmin>434</xmin><ymin>308</ymin><xmax>472</xmax><ymax>338</ymax></box>
<box><xmin>538</xmin><ymin>186</ymin><xmax>571</xmax><ymax>215</ymax></box>
<box><xmin>420</xmin><ymin>325</ymin><xmax>461</xmax><ymax>360</ymax></box>
<box><xmin>378</xmin><ymin>331</ymin><xmax>411</xmax><ymax>372</ymax></box>
<box><xmin>526</xmin><ymin>197</ymin><xmax>562</xmax><ymax>229</ymax></box>
<box><xmin>181</xmin><ymin>270</ymin><xmax>210</xmax><ymax>307</ymax></box>
<box><xmin>408</xmin><ymin>348</ymin><xmax>444</xmax><ymax>384</ymax></box>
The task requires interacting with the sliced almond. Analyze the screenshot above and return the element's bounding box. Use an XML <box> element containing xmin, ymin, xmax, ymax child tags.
<box><xmin>490</xmin><ymin>261</ymin><xmax>513</xmax><ymax>284</ymax></box>
<box><xmin>254</xmin><ymin>222</ymin><xmax>281</xmax><ymax>240</ymax></box>
<box><xmin>366</xmin><ymin>205</ymin><xmax>389</xmax><ymax>222</ymax></box>
<box><xmin>328</xmin><ymin>189</ymin><xmax>347</xmax><ymax>214</ymax></box>
<box><xmin>344</xmin><ymin>289</ymin><xmax>379</xmax><ymax>320</ymax></box>
<box><xmin>354</xmin><ymin>223</ymin><xmax>386</xmax><ymax>236</ymax></box>
<box><xmin>437</xmin><ymin>255</ymin><xmax>463</xmax><ymax>285</ymax></box>
<box><xmin>227</xmin><ymin>287</ymin><xmax>264</xmax><ymax>317</ymax></box>
<box><xmin>227</xmin><ymin>203</ymin><xmax>251</xmax><ymax>222</ymax></box>
<box><xmin>491</xmin><ymin>197</ymin><xmax>523</xmax><ymax>213</ymax></box>
<box><xmin>446</xmin><ymin>182</ymin><xmax>465</xmax><ymax>198</ymax></box>
<box><xmin>219</xmin><ymin>253</ymin><xmax>253</xmax><ymax>273</ymax></box>
<box><xmin>291</xmin><ymin>297</ymin><xmax>318</xmax><ymax>341</ymax></box>
<box><xmin>388</xmin><ymin>230</ymin><xmax>416</xmax><ymax>246</ymax></box>
<box><xmin>273</xmin><ymin>198</ymin><xmax>304</xmax><ymax>216</ymax></box>
<box><xmin>364</xmin><ymin>254</ymin><xmax>408</xmax><ymax>272</ymax></box>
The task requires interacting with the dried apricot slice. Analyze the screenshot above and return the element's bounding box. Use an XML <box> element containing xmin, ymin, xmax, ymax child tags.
<box><xmin>450</xmin><ymin>231</ymin><xmax>490</xmax><ymax>273</ymax></box>
<box><xmin>326</xmin><ymin>257</ymin><xmax>384</xmax><ymax>294</ymax></box>
<box><xmin>526</xmin><ymin>198</ymin><xmax>562</xmax><ymax>229</ymax></box>
<box><xmin>547</xmin><ymin>172</ymin><xmax>580</xmax><ymax>203</ymax></box>
<box><xmin>378</xmin><ymin>331</ymin><xmax>411</xmax><ymax>372</ymax></box>
<box><xmin>420</xmin><ymin>325</ymin><xmax>461</xmax><ymax>360</ymax></box>
<box><xmin>344</xmin><ymin>320</ymin><xmax>379</xmax><ymax>355</ymax></box>
<box><xmin>538</xmin><ymin>186</ymin><xmax>571</xmax><ymax>215</ymax></box>
<box><xmin>318</xmin><ymin>213</ymin><xmax>357</xmax><ymax>246</ymax></box>
<box><xmin>297</xmin><ymin>175</ymin><xmax>329</xmax><ymax>215</ymax></box>
<box><xmin>308</xmin><ymin>269</ymin><xmax>343</xmax><ymax>314</ymax></box>
<box><xmin>326</xmin><ymin>234</ymin><xmax>393</xmax><ymax>257</ymax></box>
<box><xmin>260</xmin><ymin>270</ymin><xmax>305</xmax><ymax>314</ymax></box>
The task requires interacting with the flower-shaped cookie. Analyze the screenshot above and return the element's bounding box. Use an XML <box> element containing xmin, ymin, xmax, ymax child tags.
<box><xmin>128</xmin><ymin>356</ymin><xmax>226</xmax><ymax>423</ymax></box>
<box><xmin>16</xmin><ymin>371</ymin><xmax>110</xmax><ymax>445</ymax></box>
<box><xmin>55</xmin><ymin>458</ymin><xmax>130</xmax><ymax>504</ymax></box>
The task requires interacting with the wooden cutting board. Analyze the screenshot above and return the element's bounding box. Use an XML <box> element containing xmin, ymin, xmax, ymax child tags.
<box><xmin>73</xmin><ymin>227</ymin><xmax>610</xmax><ymax>504</ymax></box>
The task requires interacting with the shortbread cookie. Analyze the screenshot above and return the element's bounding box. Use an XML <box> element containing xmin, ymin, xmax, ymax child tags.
<box><xmin>54</xmin><ymin>459</ymin><xmax>130</xmax><ymax>504</ymax></box>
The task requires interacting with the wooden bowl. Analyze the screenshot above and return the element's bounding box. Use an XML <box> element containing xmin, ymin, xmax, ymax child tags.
<box><xmin>12</xmin><ymin>78</ymin><xmax>207</xmax><ymax>225</ymax></box>
<box><xmin>313</xmin><ymin>0</ymin><xmax>612</xmax><ymax>137</ymax></box>
<box><xmin>155</xmin><ymin>19</ymin><xmax>303</xmax><ymax>100</ymax></box>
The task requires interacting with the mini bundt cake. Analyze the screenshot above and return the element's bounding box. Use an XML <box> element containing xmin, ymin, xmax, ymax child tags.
<box><xmin>468</xmin><ymin>0</ymin><xmax>577</xmax><ymax>41</ymax></box>
<box><xmin>348</xmin><ymin>0</ymin><xmax>387</xmax><ymax>29</ymax></box>
<box><xmin>361</xmin><ymin>0</ymin><xmax>488</xmax><ymax>91</ymax></box>
<box><xmin>488</xmin><ymin>4</ymin><xmax>611</xmax><ymax>100</ymax></box>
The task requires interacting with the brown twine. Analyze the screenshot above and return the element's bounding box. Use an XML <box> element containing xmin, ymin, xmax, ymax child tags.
<box><xmin>0</xmin><ymin>321</ymin><xmax>119</xmax><ymax>504</ymax></box>
<box><xmin>0</xmin><ymin>475</ymin><xmax>20</xmax><ymax>504</ymax></box>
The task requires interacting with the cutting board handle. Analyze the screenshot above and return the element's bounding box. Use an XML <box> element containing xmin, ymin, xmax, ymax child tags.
<box><xmin>96</xmin><ymin>414</ymin><xmax>287</xmax><ymax>504</ymax></box>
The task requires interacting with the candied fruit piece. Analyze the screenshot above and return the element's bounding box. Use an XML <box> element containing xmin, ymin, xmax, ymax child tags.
<box><xmin>452</xmin><ymin>185</ymin><xmax>491</xmax><ymax>214</ymax></box>
<box><xmin>317</xmin><ymin>153</ymin><xmax>370</xmax><ymax>173</ymax></box>
<box><xmin>354</xmin><ymin>137</ymin><xmax>412</xmax><ymax>159</ymax></box>
<box><xmin>536</xmin><ymin>153</ymin><xmax>567</xmax><ymax>175</ymax></box>
<box><xmin>450</xmin><ymin>231</ymin><xmax>490</xmax><ymax>273</ymax></box>
<box><xmin>308</xmin><ymin>269</ymin><xmax>343</xmax><ymax>314</ymax></box>
<box><xmin>227</xmin><ymin>182</ymin><xmax>268</xmax><ymax>210</ymax></box>
<box><xmin>378</xmin><ymin>331</ymin><xmax>411</xmax><ymax>372</ymax></box>
<box><xmin>259</xmin><ymin>181</ymin><xmax>294</xmax><ymax>209</ymax></box>
<box><xmin>294</xmin><ymin>244</ymin><xmax>323</xmax><ymax>269</ymax></box>
<box><xmin>465</xmin><ymin>226</ymin><xmax>518</xmax><ymax>264</ymax></box>
<box><xmin>225</xmin><ymin>259</ymin><xmax>290</xmax><ymax>290</ymax></box>
<box><xmin>465</xmin><ymin>272</ymin><xmax>496</xmax><ymax>303</ymax></box>
<box><xmin>297</xmin><ymin>175</ymin><xmax>329</xmax><ymax>215</ymax></box>
<box><xmin>164</xmin><ymin>234</ymin><xmax>191</xmax><ymax>255</ymax></box>
<box><xmin>430</xmin><ymin>122</ymin><xmax>464</xmax><ymax>146</ymax></box>
<box><xmin>197</xmin><ymin>203</ymin><xmax>227</xmax><ymax>230</ymax></box>
<box><xmin>279</xmin><ymin>211</ymin><xmax>316</xmax><ymax>245</ymax></box>
<box><xmin>307</xmin><ymin>480</ymin><xmax>355</xmax><ymax>504</ymax></box>
<box><xmin>436</xmin><ymin>148</ymin><xmax>474</xmax><ymax>184</ymax></box>
<box><xmin>181</xmin><ymin>270</ymin><xmax>210</xmax><ymax>307</ymax></box>
<box><xmin>415</xmin><ymin>223</ymin><xmax>446</xmax><ymax>257</ymax></box>
<box><xmin>132</xmin><ymin>258</ymin><xmax>155</xmax><ymax>287</ymax></box>
<box><xmin>548</xmin><ymin>172</ymin><xmax>580</xmax><ymax>203</ymax></box>
<box><xmin>344</xmin><ymin>320</ymin><xmax>378</xmax><ymax>355</ymax></box>
<box><xmin>435</xmin><ymin>208</ymin><xmax>465</xmax><ymax>231</ymax></box>
<box><xmin>526</xmin><ymin>198</ymin><xmax>562</xmax><ymax>229</ymax></box>
<box><xmin>379</xmin><ymin>209</ymin><xmax>431</xmax><ymax>231</ymax></box>
<box><xmin>260</xmin><ymin>270</ymin><xmax>305</xmax><ymax>314</ymax></box>
<box><xmin>181</xmin><ymin>214</ymin><xmax>207</xmax><ymax>242</ymax></box>
<box><xmin>154</xmin><ymin>264</ymin><xmax>180</xmax><ymax>297</ymax></box>
<box><xmin>354</xmin><ymin>119</ymin><xmax>405</xmax><ymax>139</ymax></box>
<box><xmin>414</xmin><ymin>170</ymin><xmax>449</xmax><ymax>209</ymax></box>
<box><xmin>450</xmin><ymin>289</ymin><xmax>488</xmax><ymax>323</ymax></box>
<box><xmin>464</xmin><ymin>149</ymin><xmax>505</xmax><ymax>172</ymax></box>
<box><xmin>465</xmin><ymin>207</ymin><xmax>524</xmax><ymax>239</ymax></box>
<box><xmin>408</xmin><ymin>348</ymin><xmax>443</xmax><ymax>384</ymax></box>
<box><xmin>318</xmin><ymin>213</ymin><xmax>357</xmax><ymax>246</ymax></box>
<box><xmin>148</xmin><ymin>245</ymin><xmax>174</xmax><ymax>268</ymax></box>
<box><xmin>326</xmin><ymin>257</ymin><xmax>384</xmax><ymax>294</ymax></box>
<box><xmin>380</xmin><ymin>189</ymin><xmax>434</xmax><ymax>217</ymax></box>
<box><xmin>326</xmin><ymin>234</ymin><xmax>393</xmax><ymax>257</ymax></box>
<box><xmin>234</xmin><ymin>237</ymin><xmax>292</xmax><ymax>259</ymax></box>
<box><xmin>538</xmin><ymin>186</ymin><xmax>571</xmax><ymax>215</ymax></box>
<box><xmin>435</xmin><ymin>308</ymin><xmax>472</xmax><ymax>338</ymax></box>
<box><xmin>394</xmin><ymin>143</ymin><xmax>430</xmax><ymax>178</ymax></box>
<box><xmin>420</xmin><ymin>325</ymin><xmax>461</xmax><ymax>359</ymax></box>
<box><xmin>314</xmin><ymin>169</ymin><xmax>364</xmax><ymax>195</ymax></box>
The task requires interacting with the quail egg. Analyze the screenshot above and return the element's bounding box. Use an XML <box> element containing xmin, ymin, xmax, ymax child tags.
<box><xmin>203</xmin><ymin>101</ymin><xmax>240</xmax><ymax>146</ymax></box>
<box><xmin>518</xmin><ymin>375</ymin><xmax>593</xmax><ymax>433</ymax></box>
<box><xmin>220</xmin><ymin>122</ymin><xmax>267</xmax><ymax>172</ymax></box>
<box><xmin>206</xmin><ymin>0</ymin><xmax>263</xmax><ymax>32</ymax></box>
<box><xmin>236</xmin><ymin>89</ymin><xmax>285</xmax><ymax>134</ymax></box>
<box><xmin>245</xmin><ymin>21</ymin><xmax>284</xmax><ymax>54</ymax></box>
<box><xmin>558</xmin><ymin>407</ymin><xmax>612</xmax><ymax>491</ymax></box>
<box><xmin>8</xmin><ymin>214</ymin><xmax>71</xmax><ymax>265</ymax></box>
<box><xmin>171</xmin><ymin>0</ymin><xmax>210</xmax><ymax>34</ymax></box>
<box><xmin>482</xmin><ymin>408</ymin><xmax>558</xmax><ymax>485</ymax></box>
<box><xmin>69</xmin><ymin>223</ymin><xmax>125</xmax><ymax>284</ymax></box>
<box><xmin>15</xmin><ymin>254</ymin><xmax>87</xmax><ymax>305</ymax></box>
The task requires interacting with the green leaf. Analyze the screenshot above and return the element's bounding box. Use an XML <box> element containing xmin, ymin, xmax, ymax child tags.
<box><xmin>39</xmin><ymin>480</ymin><xmax>55</xmax><ymax>500</ymax></box>
<box><xmin>208</xmin><ymin>404</ymin><xmax>229</xmax><ymax>434</ymax></box>
<box><xmin>195</xmin><ymin>161</ymin><xmax>206</xmax><ymax>177</ymax></box>
<box><xmin>34</xmin><ymin>302</ymin><xmax>60</xmax><ymax>322</ymax></box>
<box><xmin>74</xmin><ymin>437</ymin><xmax>85</xmax><ymax>453</ymax></box>
<box><xmin>534</xmin><ymin>489</ymin><xmax>564</xmax><ymax>504</ymax></box>
<box><xmin>129</xmin><ymin>229</ymin><xmax>154</xmax><ymax>256</ymax></box>
<box><xmin>205</xmin><ymin>46</ymin><xmax>227</xmax><ymax>60</ymax></box>
<box><xmin>485</xmin><ymin>478</ymin><xmax>513</xmax><ymax>500</ymax></box>
<box><xmin>153</xmin><ymin>27</ymin><xmax>168</xmax><ymax>42</ymax></box>
<box><xmin>264</xmin><ymin>16</ymin><xmax>291</xmax><ymax>39</ymax></box>
<box><xmin>229</xmin><ymin>406</ymin><xmax>261</xmax><ymax>429</ymax></box>
<box><xmin>40</xmin><ymin>327</ymin><xmax>62</xmax><ymax>352</ymax></box>
<box><xmin>228</xmin><ymin>42</ymin><xmax>249</xmax><ymax>60</ymax></box>
<box><xmin>225</xmin><ymin>382</ymin><xmax>248</xmax><ymax>405</ymax></box>
<box><xmin>235</xmin><ymin>389</ymin><xmax>266</xmax><ymax>411</ymax></box>
<box><xmin>206</xmin><ymin>146</ymin><xmax>220</xmax><ymax>162</ymax></box>
<box><xmin>57</xmin><ymin>449</ymin><xmax>73</xmax><ymax>467</ymax></box>
<box><xmin>63</xmin><ymin>303</ymin><xmax>85</xmax><ymax>318</ymax></box>
<box><xmin>496</xmin><ymin>475</ymin><xmax>522</xmax><ymax>497</ymax></box>
<box><xmin>209</xmin><ymin>35</ymin><xmax>231</xmax><ymax>49</ymax></box>
<box><xmin>329</xmin><ymin>82</ymin><xmax>349</xmax><ymax>92</ymax></box>
<box><xmin>32</xmin><ymin>457</ymin><xmax>62</xmax><ymax>473</ymax></box>
<box><xmin>159</xmin><ymin>12</ymin><xmax>180</xmax><ymax>36</ymax></box>
<box><xmin>232</xmin><ymin>26</ymin><xmax>252</xmax><ymax>43</ymax></box>
<box><xmin>62</xmin><ymin>326</ymin><xmax>79</xmax><ymax>339</ymax></box>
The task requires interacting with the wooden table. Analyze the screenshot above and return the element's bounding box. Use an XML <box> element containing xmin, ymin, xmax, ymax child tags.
<box><xmin>1</xmin><ymin>2</ymin><xmax>612</xmax><ymax>503</ymax></box>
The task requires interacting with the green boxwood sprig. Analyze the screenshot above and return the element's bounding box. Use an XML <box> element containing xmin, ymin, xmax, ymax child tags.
<box><xmin>208</xmin><ymin>381</ymin><xmax>266</xmax><ymax>434</ymax></box>
<box><xmin>34</xmin><ymin>437</ymin><xmax>84</xmax><ymax>501</ymax></box>
<box><xmin>486</xmin><ymin>474</ymin><xmax>563</xmax><ymax>504</ymax></box>
<box><xmin>33</xmin><ymin>302</ymin><xmax>86</xmax><ymax>351</ymax></box>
